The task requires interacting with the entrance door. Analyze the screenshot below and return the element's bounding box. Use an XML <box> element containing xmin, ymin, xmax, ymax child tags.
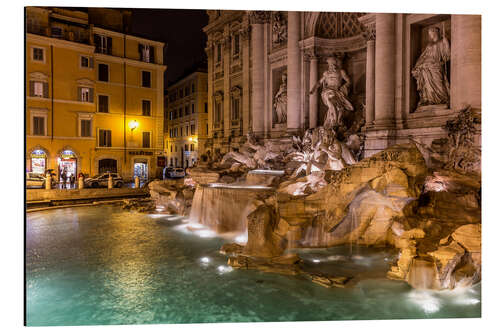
<box><xmin>98</xmin><ymin>159</ymin><xmax>117</xmax><ymax>174</ymax></box>
<box><xmin>134</xmin><ymin>162</ymin><xmax>148</xmax><ymax>181</ymax></box>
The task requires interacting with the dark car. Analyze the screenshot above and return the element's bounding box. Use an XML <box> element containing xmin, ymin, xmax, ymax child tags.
<box><xmin>84</xmin><ymin>173</ymin><xmax>124</xmax><ymax>188</ymax></box>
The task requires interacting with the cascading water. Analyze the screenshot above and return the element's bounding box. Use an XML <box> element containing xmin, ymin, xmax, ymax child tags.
<box><xmin>189</xmin><ymin>180</ymin><xmax>275</xmax><ymax>238</ymax></box>
<box><xmin>408</xmin><ymin>258</ymin><xmax>438</xmax><ymax>290</ymax></box>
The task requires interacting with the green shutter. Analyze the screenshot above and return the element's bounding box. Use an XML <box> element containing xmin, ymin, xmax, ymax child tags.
<box><xmin>77</xmin><ymin>87</ymin><xmax>82</xmax><ymax>101</ymax></box>
<box><xmin>89</xmin><ymin>57</ymin><xmax>94</xmax><ymax>68</ymax></box>
<box><xmin>89</xmin><ymin>88</ymin><xmax>94</xmax><ymax>103</ymax></box>
<box><xmin>43</xmin><ymin>82</ymin><xmax>49</xmax><ymax>98</ymax></box>
<box><xmin>29</xmin><ymin>81</ymin><xmax>34</xmax><ymax>96</ymax></box>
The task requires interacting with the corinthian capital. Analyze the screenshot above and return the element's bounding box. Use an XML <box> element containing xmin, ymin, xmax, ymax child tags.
<box><xmin>363</xmin><ymin>25</ymin><xmax>376</xmax><ymax>41</ymax></box>
<box><xmin>248</xmin><ymin>11</ymin><xmax>271</xmax><ymax>24</ymax></box>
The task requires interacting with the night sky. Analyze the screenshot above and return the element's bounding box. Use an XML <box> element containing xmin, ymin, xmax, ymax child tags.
<box><xmin>129</xmin><ymin>8</ymin><xmax>208</xmax><ymax>87</ymax></box>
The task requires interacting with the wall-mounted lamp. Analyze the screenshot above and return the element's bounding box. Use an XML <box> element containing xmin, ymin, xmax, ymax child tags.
<box><xmin>129</xmin><ymin>120</ymin><xmax>138</xmax><ymax>132</ymax></box>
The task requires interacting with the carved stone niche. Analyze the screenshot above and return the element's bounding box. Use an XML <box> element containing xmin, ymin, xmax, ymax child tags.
<box><xmin>271</xmin><ymin>66</ymin><xmax>287</xmax><ymax>128</ymax></box>
<box><xmin>407</xmin><ymin>14</ymin><xmax>451</xmax><ymax>114</ymax></box>
<box><xmin>272</xmin><ymin>11</ymin><xmax>288</xmax><ymax>48</ymax></box>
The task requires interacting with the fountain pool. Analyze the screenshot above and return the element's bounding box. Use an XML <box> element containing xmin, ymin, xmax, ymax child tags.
<box><xmin>26</xmin><ymin>205</ymin><xmax>480</xmax><ymax>326</ymax></box>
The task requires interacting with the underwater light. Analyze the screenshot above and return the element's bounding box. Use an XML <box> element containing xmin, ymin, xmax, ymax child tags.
<box><xmin>217</xmin><ymin>265</ymin><xmax>233</xmax><ymax>273</ymax></box>
<box><xmin>200</xmin><ymin>257</ymin><xmax>210</xmax><ymax>264</ymax></box>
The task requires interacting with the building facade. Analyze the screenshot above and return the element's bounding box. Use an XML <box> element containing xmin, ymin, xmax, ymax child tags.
<box><xmin>204</xmin><ymin>10</ymin><xmax>481</xmax><ymax>157</ymax></box>
<box><xmin>26</xmin><ymin>7</ymin><xmax>167</xmax><ymax>182</ymax></box>
<box><xmin>165</xmin><ymin>71</ymin><xmax>209</xmax><ymax>168</ymax></box>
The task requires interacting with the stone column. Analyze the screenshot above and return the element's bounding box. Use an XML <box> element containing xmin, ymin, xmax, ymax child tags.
<box><xmin>451</xmin><ymin>15</ymin><xmax>481</xmax><ymax>111</ymax></box>
<box><xmin>365</xmin><ymin>33</ymin><xmax>376</xmax><ymax>126</ymax></box>
<box><xmin>287</xmin><ymin>11</ymin><xmax>301</xmax><ymax>133</ymax></box>
<box><xmin>223</xmin><ymin>29</ymin><xmax>231</xmax><ymax>139</ymax></box>
<box><xmin>308</xmin><ymin>53</ymin><xmax>319</xmax><ymax>129</ymax></box>
<box><xmin>241</xmin><ymin>24</ymin><xmax>251</xmax><ymax>135</ymax></box>
<box><xmin>250</xmin><ymin>12</ymin><xmax>267</xmax><ymax>136</ymax></box>
<box><xmin>374</xmin><ymin>13</ymin><xmax>396</xmax><ymax>127</ymax></box>
<box><xmin>205</xmin><ymin>40</ymin><xmax>214</xmax><ymax>138</ymax></box>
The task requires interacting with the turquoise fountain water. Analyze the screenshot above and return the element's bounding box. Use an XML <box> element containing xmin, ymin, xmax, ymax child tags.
<box><xmin>26</xmin><ymin>205</ymin><xmax>480</xmax><ymax>326</ymax></box>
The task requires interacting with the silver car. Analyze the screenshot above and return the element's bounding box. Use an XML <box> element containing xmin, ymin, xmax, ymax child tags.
<box><xmin>84</xmin><ymin>173</ymin><xmax>124</xmax><ymax>188</ymax></box>
<box><xmin>26</xmin><ymin>173</ymin><xmax>50</xmax><ymax>189</ymax></box>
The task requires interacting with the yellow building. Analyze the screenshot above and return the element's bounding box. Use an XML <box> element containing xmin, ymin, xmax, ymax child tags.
<box><xmin>26</xmin><ymin>7</ymin><xmax>166</xmax><ymax>182</ymax></box>
<box><xmin>165</xmin><ymin>71</ymin><xmax>208</xmax><ymax>168</ymax></box>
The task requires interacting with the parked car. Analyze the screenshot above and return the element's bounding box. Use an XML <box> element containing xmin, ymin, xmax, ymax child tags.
<box><xmin>163</xmin><ymin>167</ymin><xmax>185</xmax><ymax>179</ymax></box>
<box><xmin>26</xmin><ymin>172</ymin><xmax>49</xmax><ymax>189</ymax></box>
<box><xmin>84</xmin><ymin>173</ymin><xmax>124</xmax><ymax>188</ymax></box>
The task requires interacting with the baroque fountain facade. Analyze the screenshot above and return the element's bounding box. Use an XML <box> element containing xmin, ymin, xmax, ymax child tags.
<box><xmin>149</xmin><ymin>11</ymin><xmax>481</xmax><ymax>291</ymax></box>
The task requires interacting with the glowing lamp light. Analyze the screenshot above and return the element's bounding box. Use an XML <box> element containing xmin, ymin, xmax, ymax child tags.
<box><xmin>129</xmin><ymin>120</ymin><xmax>139</xmax><ymax>131</ymax></box>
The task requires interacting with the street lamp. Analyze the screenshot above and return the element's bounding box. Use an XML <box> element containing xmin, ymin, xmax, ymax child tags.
<box><xmin>129</xmin><ymin>120</ymin><xmax>138</xmax><ymax>132</ymax></box>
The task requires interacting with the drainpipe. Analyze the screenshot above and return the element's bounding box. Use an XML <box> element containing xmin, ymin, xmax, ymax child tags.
<box><xmin>50</xmin><ymin>45</ymin><xmax>54</xmax><ymax>141</ymax></box>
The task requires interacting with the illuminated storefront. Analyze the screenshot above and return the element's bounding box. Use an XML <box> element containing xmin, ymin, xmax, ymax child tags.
<box><xmin>30</xmin><ymin>149</ymin><xmax>47</xmax><ymax>174</ymax></box>
<box><xmin>58</xmin><ymin>150</ymin><xmax>77</xmax><ymax>181</ymax></box>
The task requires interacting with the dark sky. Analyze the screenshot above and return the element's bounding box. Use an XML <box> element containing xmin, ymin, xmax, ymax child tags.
<box><xmin>129</xmin><ymin>8</ymin><xmax>208</xmax><ymax>87</ymax></box>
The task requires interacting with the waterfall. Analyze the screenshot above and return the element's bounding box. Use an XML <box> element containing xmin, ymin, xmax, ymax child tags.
<box><xmin>408</xmin><ymin>258</ymin><xmax>438</xmax><ymax>290</ymax></box>
<box><xmin>189</xmin><ymin>183</ymin><xmax>273</xmax><ymax>235</ymax></box>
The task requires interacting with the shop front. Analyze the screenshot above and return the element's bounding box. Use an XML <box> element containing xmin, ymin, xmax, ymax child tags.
<box><xmin>58</xmin><ymin>150</ymin><xmax>77</xmax><ymax>183</ymax></box>
<box><xmin>30</xmin><ymin>149</ymin><xmax>47</xmax><ymax>175</ymax></box>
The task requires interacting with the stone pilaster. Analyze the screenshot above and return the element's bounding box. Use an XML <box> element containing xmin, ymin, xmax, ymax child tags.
<box><xmin>241</xmin><ymin>24</ymin><xmax>251</xmax><ymax>136</ymax></box>
<box><xmin>223</xmin><ymin>28</ymin><xmax>231</xmax><ymax>139</ymax></box>
<box><xmin>451</xmin><ymin>15</ymin><xmax>481</xmax><ymax>111</ymax></box>
<box><xmin>374</xmin><ymin>13</ymin><xmax>396</xmax><ymax>128</ymax></box>
<box><xmin>307</xmin><ymin>51</ymin><xmax>319</xmax><ymax>129</ymax></box>
<box><xmin>250</xmin><ymin>16</ymin><xmax>266</xmax><ymax>136</ymax></box>
<box><xmin>287</xmin><ymin>11</ymin><xmax>301</xmax><ymax>134</ymax></box>
<box><xmin>365</xmin><ymin>26</ymin><xmax>376</xmax><ymax>126</ymax></box>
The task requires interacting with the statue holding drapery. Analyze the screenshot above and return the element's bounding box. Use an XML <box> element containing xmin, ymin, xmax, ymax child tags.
<box><xmin>411</xmin><ymin>27</ymin><xmax>451</xmax><ymax>108</ymax></box>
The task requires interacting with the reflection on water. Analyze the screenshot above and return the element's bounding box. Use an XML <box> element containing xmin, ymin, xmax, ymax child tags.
<box><xmin>26</xmin><ymin>205</ymin><xmax>481</xmax><ymax>326</ymax></box>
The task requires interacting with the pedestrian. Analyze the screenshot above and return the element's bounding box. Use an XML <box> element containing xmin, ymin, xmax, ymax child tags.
<box><xmin>61</xmin><ymin>171</ymin><xmax>67</xmax><ymax>188</ymax></box>
<box><xmin>69</xmin><ymin>173</ymin><xmax>75</xmax><ymax>188</ymax></box>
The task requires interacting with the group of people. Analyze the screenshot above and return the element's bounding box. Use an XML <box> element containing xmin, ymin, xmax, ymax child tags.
<box><xmin>45</xmin><ymin>168</ymin><xmax>85</xmax><ymax>189</ymax></box>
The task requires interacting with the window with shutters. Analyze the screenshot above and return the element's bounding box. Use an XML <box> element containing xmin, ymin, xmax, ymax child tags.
<box><xmin>33</xmin><ymin>82</ymin><xmax>43</xmax><ymax>97</ymax></box>
<box><xmin>170</xmin><ymin>145</ymin><xmax>173</xmax><ymax>152</ymax></box>
<box><xmin>29</xmin><ymin>80</ymin><xmax>48</xmax><ymax>98</ymax></box>
<box><xmin>204</xmin><ymin>102</ymin><xmax>208</xmax><ymax>113</ymax></box>
<box><xmin>78</xmin><ymin>87</ymin><xmax>93</xmax><ymax>102</ymax></box>
<box><xmin>139</xmin><ymin>44</ymin><xmax>155</xmax><ymax>63</ymax></box>
<box><xmin>80</xmin><ymin>119</ymin><xmax>91</xmax><ymax>137</ymax></box>
<box><xmin>80</xmin><ymin>56</ymin><xmax>93</xmax><ymax>69</ymax></box>
<box><xmin>190</xmin><ymin>144</ymin><xmax>194</xmax><ymax>151</ymax></box>
<box><xmin>232</xmin><ymin>98</ymin><xmax>240</xmax><ymax>121</ymax></box>
<box><xmin>142</xmin><ymin>132</ymin><xmax>151</xmax><ymax>148</ymax></box>
<box><xmin>141</xmin><ymin>71</ymin><xmax>151</xmax><ymax>88</ymax></box>
<box><xmin>186</xmin><ymin>125</ymin><xmax>189</xmax><ymax>135</ymax></box>
<box><xmin>98</xmin><ymin>129</ymin><xmax>112</xmax><ymax>147</ymax></box>
<box><xmin>142</xmin><ymin>100</ymin><xmax>151</xmax><ymax>116</ymax></box>
<box><xmin>98</xmin><ymin>63</ymin><xmax>109</xmax><ymax>82</ymax></box>
<box><xmin>191</xmin><ymin>124</ymin><xmax>195</xmax><ymax>135</ymax></box>
<box><xmin>185</xmin><ymin>106</ymin><xmax>189</xmax><ymax>117</ymax></box>
<box><xmin>32</xmin><ymin>47</ymin><xmax>44</xmax><ymax>62</ymax></box>
<box><xmin>33</xmin><ymin>116</ymin><xmax>45</xmax><ymax>136</ymax></box>
<box><xmin>94</xmin><ymin>34</ymin><xmax>112</xmax><ymax>55</ymax></box>
<box><xmin>191</xmin><ymin>104</ymin><xmax>195</xmax><ymax>114</ymax></box>
<box><xmin>98</xmin><ymin>95</ymin><xmax>109</xmax><ymax>113</ymax></box>
<box><xmin>216</xmin><ymin>44</ymin><xmax>222</xmax><ymax>64</ymax></box>
<box><xmin>180</xmin><ymin>127</ymin><xmax>183</xmax><ymax>136</ymax></box>
<box><xmin>233</xmin><ymin>34</ymin><xmax>240</xmax><ymax>57</ymax></box>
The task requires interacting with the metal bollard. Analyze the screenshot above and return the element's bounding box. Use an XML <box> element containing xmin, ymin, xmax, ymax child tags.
<box><xmin>134</xmin><ymin>176</ymin><xmax>140</xmax><ymax>188</ymax></box>
<box><xmin>78</xmin><ymin>176</ymin><xmax>84</xmax><ymax>189</ymax></box>
<box><xmin>45</xmin><ymin>176</ymin><xmax>51</xmax><ymax>190</ymax></box>
<box><xmin>108</xmin><ymin>175</ymin><xmax>113</xmax><ymax>189</ymax></box>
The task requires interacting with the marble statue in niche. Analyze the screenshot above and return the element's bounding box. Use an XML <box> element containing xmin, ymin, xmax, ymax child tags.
<box><xmin>272</xmin><ymin>12</ymin><xmax>287</xmax><ymax>45</ymax></box>
<box><xmin>310</xmin><ymin>57</ymin><xmax>354</xmax><ymax>129</ymax></box>
<box><xmin>411</xmin><ymin>26</ymin><xmax>451</xmax><ymax>109</ymax></box>
<box><xmin>273</xmin><ymin>72</ymin><xmax>288</xmax><ymax>124</ymax></box>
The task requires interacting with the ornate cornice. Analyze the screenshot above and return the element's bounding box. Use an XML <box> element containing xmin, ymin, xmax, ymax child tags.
<box><xmin>248</xmin><ymin>11</ymin><xmax>271</xmax><ymax>24</ymax></box>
